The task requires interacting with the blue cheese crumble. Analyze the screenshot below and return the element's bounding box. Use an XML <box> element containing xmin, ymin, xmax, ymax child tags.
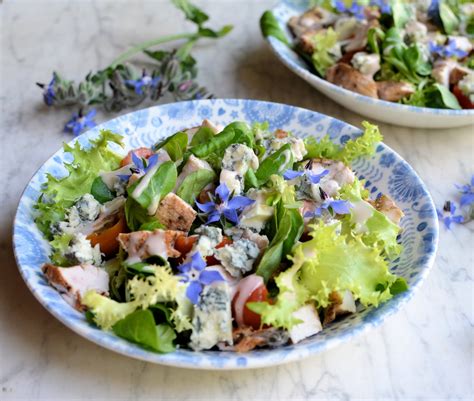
<box><xmin>215</xmin><ymin>239</ymin><xmax>260</xmax><ymax>278</ymax></box>
<box><xmin>189</xmin><ymin>282</ymin><xmax>233</xmax><ymax>351</ymax></box>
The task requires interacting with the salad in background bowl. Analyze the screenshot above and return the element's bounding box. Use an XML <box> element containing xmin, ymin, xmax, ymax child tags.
<box><xmin>13</xmin><ymin>99</ymin><xmax>438</xmax><ymax>369</ymax></box>
<box><xmin>261</xmin><ymin>0</ymin><xmax>474</xmax><ymax>128</ymax></box>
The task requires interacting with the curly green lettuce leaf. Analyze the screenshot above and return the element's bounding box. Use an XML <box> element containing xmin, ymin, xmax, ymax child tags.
<box><xmin>299</xmin><ymin>222</ymin><xmax>399</xmax><ymax>308</ymax></box>
<box><xmin>311</xmin><ymin>28</ymin><xmax>339</xmax><ymax>77</ymax></box>
<box><xmin>35</xmin><ymin>130</ymin><xmax>124</xmax><ymax>238</ymax></box>
<box><xmin>304</xmin><ymin>121</ymin><xmax>383</xmax><ymax>164</ymax></box>
<box><xmin>82</xmin><ymin>290</ymin><xmax>137</xmax><ymax>330</ymax></box>
<box><xmin>49</xmin><ymin>233</ymin><xmax>74</xmax><ymax>266</ymax></box>
<box><xmin>339</xmin><ymin>179</ymin><xmax>402</xmax><ymax>259</ymax></box>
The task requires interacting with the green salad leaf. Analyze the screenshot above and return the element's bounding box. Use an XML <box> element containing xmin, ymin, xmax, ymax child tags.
<box><xmin>311</xmin><ymin>28</ymin><xmax>338</xmax><ymax>77</ymax></box>
<box><xmin>255</xmin><ymin>144</ymin><xmax>293</xmax><ymax>186</ymax></box>
<box><xmin>153</xmin><ymin>131</ymin><xmax>188</xmax><ymax>162</ymax></box>
<box><xmin>304</xmin><ymin>121</ymin><xmax>382</xmax><ymax>164</ymax></box>
<box><xmin>49</xmin><ymin>233</ymin><xmax>74</xmax><ymax>266</ymax></box>
<box><xmin>90</xmin><ymin>176</ymin><xmax>115</xmax><ymax>204</ymax></box>
<box><xmin>439</xmin><ymin>0</ymin><xmax>459</xmax><ymax>34</ymax></box>
<box><xmin>189</xmin><ymin>126</ymin><xmax>215</xmax><ymax>147</ymax></box>
<box><xmin>128</xmin><ymin>161</ymin><xmax>177</xmax><ymax>212</ymax></box>
<box><xmin>176</xmin><ymin>169</ymin><xmax>216</xmax><ymax>204</ymax></box>
<box><xmin>35</xmin><ymin>130</ymin><xmax>124</xmax><ymax>238</ymax></box>
<box><xmin>260</xmin><ymin>10</ymin><xmax>290</xmax><ymax>46</ymax></box>
<box><xmin>112</xmin><ymin>309</ymin><xmax>176</xmax><ymax>353</ymax></box>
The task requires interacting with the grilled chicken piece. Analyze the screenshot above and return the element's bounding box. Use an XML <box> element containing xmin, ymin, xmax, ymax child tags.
<box><xmin>42</xmin><ymin>263</ymin><xmax>109</xmax><ymax>311</ymax></box>
<box><xmin>323</xmin><ymin>290</ymin><xmax>357</xmax><ymax>325</ymax></box>
<box><xmin>344</xmin><ymin>19</ymin><xmax>379</xmax><ymax>53</ymax></box>
<box><xmin>288</xmin><ymin>6</ymin><xmax>337</xmax><ymax>38</ymax></box>
<box><xmin>118</xmin><ymin>229</ymin><xmax>183</xmax><ymax>263</ymax></box>
<box><xmin>154</xmin><ymin>193</ymin><xmax>196</xmax><ymax>232</ymax></box>
<box><xmin>326</xmin><ymin>63</ymin><xmax>378</xmax><ymax>98</ymax></box>
<box><xmin>377</xmin><ymin>81</ymin><xmax>415</xmax><ymax>102</ymax></box>
<box><xmin>369</xmin><ymin>194</ymin><xmax>404</xmax><ymax>225</ymax></box>
<box><xmin>432</xmin><ymin>60</ymin><xmax>470</xmax><ymax>87</ymax></box>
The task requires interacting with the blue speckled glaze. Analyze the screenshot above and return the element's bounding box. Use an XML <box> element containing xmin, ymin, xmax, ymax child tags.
<box><xmin>13</xmin><ymin>99</ymin><xmax>438</xmax><ymax>370</ymax></box>
<box><xmin>266</xmin><ymin>1</ymin><xmax>474</xmax><ymax>118</ymax></box>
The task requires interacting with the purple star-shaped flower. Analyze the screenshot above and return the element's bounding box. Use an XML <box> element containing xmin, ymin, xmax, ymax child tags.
<box><xmin>334</xmin><ymin>0</ymin><xmax>366</xmax><ymax>20</ymax></box>
<box><xmin>42</xmin><ymin>76</ymin><xmax>56</xmax><ymax>106</ymax></box>
<box><xmin>370</xmin><ymin>0</ymin><xmax>391</xmax><ymax>14</ymax></box>
<box><xmin>456</xmin><ymin>175</ymin><xmax>474</xmax><ymax>208</ymax></box>
<box><xmin>196</xmin><ymin>183</ymin><xmax>255</xmax><ymax>225</ymax></box>
<box><xmin>437</xmin><ymin>201</ymin><xmax>464</xmax><ymax>229</ymax></box>
<box><xmin>125</xmin><ymin>71</ymin><xmax>161</xmax><ymax>95</ymax></box>
<box><xmin>429</xmin><ymin>39</ymin><xmax>468</xmax><ymax>59</ymax></box>
<box><xmin>177</xmin><ymin>252</ymin><xmax>224</xmax><ymax>304</ymax></box>
<box><xmin>117</xmin><ymin>152</ymin><xmax>159</xmax><ymax>181</ymax></box>
<box><xmin>304</xmin><ymin>199</ymin><xmax>352</xmax><ymax>218</ymax></box>
<box><xmin>64</xmin><ymin>109</ymin><xmax>97</xmax><ymax>136</ymax></box>
<box><xmin>283</xmin><ymin>168</ymin><xmax>329</xmax><ymax>184</ymax></box>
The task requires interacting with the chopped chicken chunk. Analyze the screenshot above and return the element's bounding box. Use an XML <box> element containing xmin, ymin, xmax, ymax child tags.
<box><xmin>323</xmin><ymin>290</ymin><xmax>356</xmax><ymax>325</ymax></box>
<box><xmin>369</xmin><ymin>194</ymin><xmax>404</xmax><ymax>225</ymax></box>
<box><xmin>326</xmin><ymin>63</ymin><xmax>378</xmax><ymax>98</ymax></box>
<box><xmin>42</xmin><ymin>263</ymin><xmax>109</xmax><ymax>311</ymax></box>
<box><xmin>118</xmin><ymin>229</ymin><xmax>183</xmax><ymax>263</ymax></box>
<box><xmin>289</xmin><ymin>304</ymin><xmax>323</xmax><ymax>343</ymax></box>
<box><xmin>377</xmin><ymin>81</ymin><xmax>415</xmax><ymax>102</ymax></box>
<box><xmin>154</xmin><ymin>193</ymin><xmax>197</xmax><ymax>232</ymax></box>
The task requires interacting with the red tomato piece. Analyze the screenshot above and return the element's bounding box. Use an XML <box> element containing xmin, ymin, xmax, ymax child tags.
<box><xmin>120</xmin><ymin>147</ymin><xmax>155</xmax><ymax>167</ymax></box>
<box><xmin>206</xmin><ymin>236</ymin><xmax>232</xmax><ymax>265</ymax></box>
<box><xmin>453</xmin><ymin>85</ymin><xmax>474</xmax><ymax>109</ymax></box>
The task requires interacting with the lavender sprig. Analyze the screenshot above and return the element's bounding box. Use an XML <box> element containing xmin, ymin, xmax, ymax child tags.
<box><xmin>36</xmin><ymin>0</ymin><xmax>233</xmax><ymax>136</ymax></box>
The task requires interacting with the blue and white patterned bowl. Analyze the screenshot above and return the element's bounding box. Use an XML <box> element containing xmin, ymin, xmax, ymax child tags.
<box><xmin>265</xmin><ymin>0</ymin><xmax>474</xmax><ymax>128</ymax></box>
<box><xmin>13</xmin><ymin>99</ymin><xmax>438</xmax><ymax>369</ymax></box>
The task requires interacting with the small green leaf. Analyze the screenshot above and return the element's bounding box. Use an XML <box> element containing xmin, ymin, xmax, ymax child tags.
<box><xmin>390</xmin><ymin>277</ymin><xmax>409</xmax><ymax>295</ymax></box>
<box><xmin>139</xmin><ymin>220</ymin><xmax>166</xmax><ymax>231</ymax></box>
<box><xmin>244</xmin><ymin>168</ymin><xmax>259</xmax><ymax>191</ymax></box>
<box><xmin>171</xmin><ymin>0</ymin><xmax>209</xmax><ymax>26</ymax></box>
<box><xmin>125</xmin><ymin>262</ymin><xmax>156</xmax><ymax>276</ymax></box>
<box><xmin>91</xmin><ymin>176</ymin><xmax>115</xmax><ymax>204</ymax></box>
<box><xmin>153</xmin><ymin>131</ymin><xmax>188</xmax><ymax>162</ymax></box>
<box><xmin>189</xmin><ymin>126</ymin><xmax>215</xmax><ymax>147</ymax></box>
<box><xmin>112</xmin><ymin>309</ymin><xmax>176</xmax><ymax>353</ymax></box>
<box><xmin>128</xmin><ymin>161</ymin><xmax>177</xmax><ymax>212</ymax></box>
<box><xmin>176</xmin><ymin>169</ymin><xmax>216</xmax><ymax>204</ymax></box>
<box><xmin>392</xmin><ymin>0</ymin><xmax>412</xmax><ymax>28</ymax></box>
<box><xmin>255</xmin><ymin>144</ymin><xmax>293</xmax><ymax>186</ymax></box>
<box><xmin>427</xmin><ymin>83</ymin><xmax>462</xmax><ymax>109</ymax></box>
<box><xmin>439</xmin><ymin>0</ymin><xmax>459</xmax><ymax>34</ymax></box>
<box><xmin>260</xmin><ymin>11</ymin><xmax>290</xmax><ymax>46</ymax></box>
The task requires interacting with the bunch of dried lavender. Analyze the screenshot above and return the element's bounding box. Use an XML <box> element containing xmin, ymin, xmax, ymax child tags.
<box><xmin>36</xmin><ymin>0</ymin><xmax>232</xmax><ymax>135</ymax></box>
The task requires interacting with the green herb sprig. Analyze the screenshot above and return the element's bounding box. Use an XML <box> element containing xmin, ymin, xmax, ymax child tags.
<box><xmin>36</xmin><ymin>0</ymin><xmax>232</xmax><ymax>135</ymax></box>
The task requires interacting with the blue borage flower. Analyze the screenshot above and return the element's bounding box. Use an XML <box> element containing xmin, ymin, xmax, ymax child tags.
<box><xmin>370</xmin><ymin>0</ymin><xmax>391</xmax><ymax>14</ymax></box>
<box><xmin>177</xmin><ymin>252</ymin><xmax>224</xmax><ymax>304</ymax></box>
<box><xmin>429</xmin><ymin>39</ymin><xmax>469</xmax><ymax>59</ymax></box>
<box><xmin>64</xmin><ymin>109</ymin><xmax>97</xmax><ymax>136</ymax></box>
<box><xmin>117</xmin><ymin>152</ymin><xmax>159</xmax><ymax>181</ymax></box>
<box><xmin>437</xmin><ymin>201</ymin><xmax>464</xmax><ymax>229</ymax></box>
<box><xmin>334</xmin><ymin>0</ymin><xmax>365</xmax><ymax>20</ymax></box>
<box><xmin>456</xmin><ymin>175</ymin><xmax>474</xmax><ymax>207</ymax></box>
<box><xmin>283</xmin><ymin>168</ymin><xmax>329</xmax><ymax>184</ymax></box>
<box><xmin>196</xmin><ymin>183</ymin><xmax>255</xmax><ymax>225</ymax></box>
<box><xmin>40</xmin><ymin>76</ymin><xmax>56</xmax><ymax>106</ymax></box>
<box><xmin>304</xmin><ymin>199</ymin><xmax>353</xmax><ymax>218</ymax></box>
<box><xmin>125</xmin><ymin>70</ymin><xmax>161</xmax><ymax>95</ymax></box>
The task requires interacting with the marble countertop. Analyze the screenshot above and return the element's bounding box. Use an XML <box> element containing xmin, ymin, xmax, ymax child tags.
<box><xmin>1</xmin><ymin>1</ymin><xmax>472</xmax><ymax>400</ymax></box>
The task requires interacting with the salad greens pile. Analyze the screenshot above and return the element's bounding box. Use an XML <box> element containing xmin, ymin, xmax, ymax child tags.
<box><xmin>261</xmin><ymin>0</ymin><xmax>474</xmax><ymax>109</ymax></box>
<box><xmin>36</xmin><ymin>118</ymin><xmax>407</xmax><ymax>353</ymax></box>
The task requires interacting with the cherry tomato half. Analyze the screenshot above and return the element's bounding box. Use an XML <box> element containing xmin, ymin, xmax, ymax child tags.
<box><xmin>120</xmin><ymin>147</ymin><xmax>155</xmax><ymax>167</ymax></box>
<box><xmin>87</xmin><ymin>213</ymin><xmax>128</xmax><ymax>256</ymax></box>
<box><xmin>453</xmin><ymin>85</ymin><xmax>474</xmax><ymax>109</ymax></box>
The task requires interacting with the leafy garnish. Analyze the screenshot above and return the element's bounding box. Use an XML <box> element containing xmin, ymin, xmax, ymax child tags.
<box><xmin>311</xmin><ymin>28</ymin><xmax>339</xmax><ymax>77</ymax></box>
<box><xmin>260</xmin><ymin>10</ymin><xmax>290</xmax><ymax>46</ymax></box>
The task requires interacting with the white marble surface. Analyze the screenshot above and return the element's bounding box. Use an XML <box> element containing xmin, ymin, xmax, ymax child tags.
<box><xmin>1</xmin><ymin>1</ymin><xmax>473</xmax><ymax>400</ymax></box>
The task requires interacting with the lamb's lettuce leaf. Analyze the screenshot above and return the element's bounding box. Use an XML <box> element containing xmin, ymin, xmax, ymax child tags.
<box><xmin>128</xmin><ymin>161</ymin><xmax>177</xmax><ymax>212</ymax></box>
<box><xmin>153</xmin><ymin>131</ymin><xmax>188</xmax><ymax>162</ymax></box>
<box><xmin>260</xmin><ymin>10</ymin><xmax>290</xmax><ymax>46</ymax></box>
<box><xmin>176</xmin><ymin>169</ymin><xmax>216</xmax><ymax>204</ymax></box>
<box><xmin>255</xmin><ymin>144</ymin><xmax>293</xmax><ymax>186</ymax></box>
<box><xmin>112</xmin><ymin>309</ymin><xmax>176</xmax><ymax>353</ymax></box>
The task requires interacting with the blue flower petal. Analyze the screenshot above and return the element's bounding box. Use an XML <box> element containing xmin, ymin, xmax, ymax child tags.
<box><xmin>283</xmin><ymin>169</ymin><xmax>304</xmax><ymax>180</ymax></box>
<box><xmin>215</xmin><ymin>183</ymin><xmax>230</xmax><ymax>202</ymax></box>
<box><xmin>227</xmin><ymin>196</ymin><xmax>255</xmax><ymax>210</ymax></box>
<box><xmin>199</xmin><ymin>270</ymin><xmax>224</xmax><ymax>285</ymax></box>
<box><xmin>196</xmin><ymin>200</ymin><xmax>216</xmax><ymax>213</ymax></box>
<box><xmin>329</xmin><ymin>200</ymin><xmax>352</xmax><ymax>215</ymax></box>
<box><xmin>145</xmin><ymin>154</ymin><xmax>159</xmax><ymax>173</ymax></box>
<box><xmin>186</xmin><ymin>281</ymin><xmax>203</xmax><ymax>304</ymax></box>
<box><xmin>308</xmin><ymin>169</ymin><xmax>329</xmax><ymax>184</ymax></box>
<box><xmin>223</xmin><ymin>208</ymin><xmax>240</xmax><ymax>224</ymax></box>
<box><xmin>131</xmin><ymin>152</ymin><xmax>145</xmax><ymax>171</ymax></box>
<box><xmin>206</xmin><ymin>211</ymin><xmax>222</xmax><ymax>224</ymax></box>
<box><xmin>190</xmin><ymin>252</ymin><xmax>206</xmax><ymax>272</ymax></box>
